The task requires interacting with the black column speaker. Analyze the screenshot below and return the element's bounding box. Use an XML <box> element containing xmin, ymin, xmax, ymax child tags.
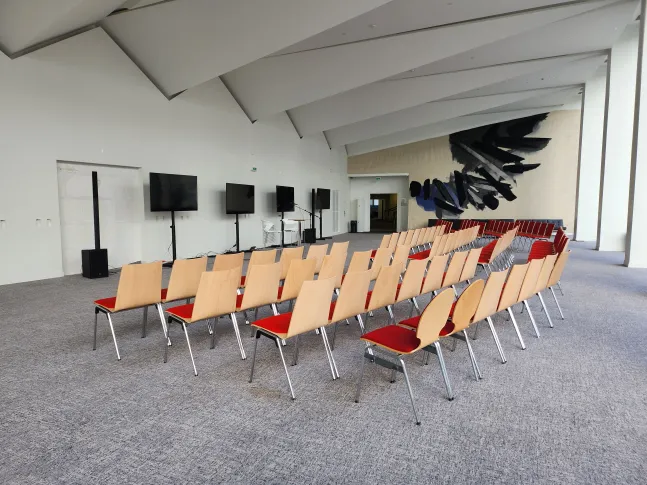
<box><xmin>82</xmin><ymin>171</ymin><xmax>109</xmax><ymax>278</ymax></box>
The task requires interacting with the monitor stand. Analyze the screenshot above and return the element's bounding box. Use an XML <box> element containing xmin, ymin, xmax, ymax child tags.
<box><xmin>235</xmin><ymin>213</ymin><xmax>240</xmax><ymax>253</ymax></box>
<box><xmin>318</xmin><ymin>208</ymin><xmax>331</xmax><ymax>241</ymax></box>
<box><xmin>163</xmin><ymin>211</ymin><xmax>177</xmax><ymax>268</ymax></box>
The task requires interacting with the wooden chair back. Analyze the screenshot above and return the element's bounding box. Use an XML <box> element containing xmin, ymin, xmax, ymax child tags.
<box><xmin>396</xmin><ymin>258</ymin><xmax>428</xmax><ymax>303</ymax></box>
<box><xmin>330</xmin><ymin>270</ymin><xmax>372</xmax><ymax>323</ymax></box>
<box><xmin>410</xmin><ymin>228</ymin><xmax>422</xmax><ymax>247</ymax></box>
<box><xmin>443</xmin><ymin>250</ymin><xmax>469</xmax><ymax>287</ymax></box>
<box><xmin>279</xmin><ymin>258</ymin><xmax>316</xmax><ymax>302</ymax></box>
<box><xmin>330</xmin><ymin>241</ymin><xmax>349</xmax><ymax>260</ymax></box>
<box><xmin>473</xmin><ymin>269</ymin><xmax>508</xmax><ymax>322</ymax></box>
<box><xmin>450</xmin><ymin>279</ymin><xmax>486</xmax><ymax>333</ymax></box>
<box><xmin>414</xmin><ymin>288</ymin><xmax>455</xmax><ymax>350</ymax></box>
<box><xmin>403</xmin><ymin>230</ymin><xmax>415</xmax><ymax>246</ymax></box>
<box><xmin>164</xmin><ymin>257</ymin><xmax>208</xmax><ymax>302</ymax></box>
<box><xmin>114</xmin><ymin>261</ymin><xmax>163</xmax><ymax>311</ymax></box>
<box><xmin>279</xmin><ymin>246</ymin><xmax>304</xmax><ymax>280</ymax></box>
<box><xmin>387</xmin><ymin>233</ymin><xmax>399</xmax><ymax>250</ymax></box>
<box><xmin>369</xmin><ymin>248</ymin><xmax>393</xmax><ymax>280</ymax></box>
<box><xmin>366</xmin><ymin>265</ymin><xmax>401</xmax><ymax>312</ymax></box>
<box><xmin>378</xmin><ymin>234</ymin><xmax>391</xmax><ymax>249</ymax></box>
<box><xmin>286</xmin><ymin>278</ymin><xmax>336</xmax><ymax>338</ymax></box>
<box><xmin>347</xmin><ymin>250</ymin><xmax>372</xmax><ymax>274</ymax></box>
<box><xmin>497</xmin><ymin>263</ymin><xmax>529</xmax><ymax>311</ymax></box>
<box><xmin>248</xmin><ymin>249</ymin><xmax>277</xmax><ymax>267</ymax></box>
<box><xmin>459</xmin><ymin>247</ymin><xmax>482</xmax><ymax>283</ymax></box>
<box><xmin>534</xmin><ymin>254</ymin><xmax>558</xmax><ymax>293</ymax></box>
<box><xmin>548</xmin><ymin>250</ymin><xmax>570</xmax><ymax>287</ymax></box>
<box><xmin>391</xmin><ymin>244</ymin><xmax>411</xmax><ymax>274</ymax></box>
<box><xmin>212</xmin><ymin>252</ymin><xmax>244</xmax><ymax>272</ymax></box>
<box><xmin>306</xmin><ymin>244</ymin><xmax>329</xmax><ymax>273</ymax></box>
<box><xmin>396</xmin><ymin>231</ymin><xmax>407</xmax><ymax>246</ymax></box>
<box><xmin>421</xmin><ymin>254</ymin><xmax>450</xmax><ymax>294</ymax></box>
<box><xmin>238</xmin><ymin>263</ymin><xmax>281</xmax><ymax>311</ymax></box>
<box><xmin>319</xmin><ymin>254</ymin><xmax>345</xmax><ymax>288</ymax></box>
<box><xmin>191</xmin><ymin>268</ymin><xmax>240</xmax><ymax>321</ymax></box>
<box><xmin>517</xmin><ymin>258</ymin><xmax>544</xmax><ymax>302</ymax></box>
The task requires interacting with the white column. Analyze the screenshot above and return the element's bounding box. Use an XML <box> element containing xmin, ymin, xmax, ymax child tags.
<box><xmin>626</xmin><ymin>2</ymin><xmax>647</xmax><ymax>267</ymax></box>
<box><xmin>596</xmin><ymin>23</ymin><xmax>640</xmax><ymax>251</ymax></box>
<box><xmin>574</xmin><ymin>69</ymin><xmax>607</xmax><ymax>241</ymax></box>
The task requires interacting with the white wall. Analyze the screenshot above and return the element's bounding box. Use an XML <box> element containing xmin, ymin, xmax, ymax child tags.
<box><xmin>0</xmin><ymin>29</ymin><xmax>348</xmax><ymax>286</ymax></box>
<box><xmin>349</xmin><ymin>176</ymin><xmax>409</xmax><ymax>232</ymax></box>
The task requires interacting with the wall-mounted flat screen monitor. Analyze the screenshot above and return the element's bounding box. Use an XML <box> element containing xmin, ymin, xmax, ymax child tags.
<box><xmin>316</xmin><ymin>188</ymin><xmax>331</xmax><ymax>210</ymax></box>
<box><xmin>276</xmin><ymin>185</ymin><xmax>295</xmax><ymax>212</ymax></box>
<box><xmin>226</xmin><ymin>183</ymin><xmax>255</xmax><ymax>214</ymax></box>
<box><xmin>150</xmin><ymin>172</ymin><xmax>198</xmax><ymax>212</ymax></box>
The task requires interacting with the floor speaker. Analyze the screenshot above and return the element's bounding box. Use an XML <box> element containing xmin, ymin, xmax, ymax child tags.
<box><xmin>82</xmin><ymin>249</ymin><xmax>109</xmax><ymax>279</ymax></box>
<box><xmin>303</xmin><ymin>228</ymin><xmax>316</xmax><ymax>244</ymax></box>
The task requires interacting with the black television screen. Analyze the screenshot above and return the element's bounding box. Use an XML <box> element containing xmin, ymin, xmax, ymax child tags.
<box><xmin>226</xmin><ymin>183</ymin><xmax>255</xmax><ymax>214</ymax></box>
<box><xmin>149</xmin><ymin>172</ymin><xmax>198</xmax><ymax>212</ymax></box>
<box><xmin>316</xmin><ymin>188</ymin><xmax>331</xmax><ymax>210</ymax></box>
<box><xmin>276</xmin><ymin>185</ymin><xmax>295</xmax><ymax>212</ymax></box>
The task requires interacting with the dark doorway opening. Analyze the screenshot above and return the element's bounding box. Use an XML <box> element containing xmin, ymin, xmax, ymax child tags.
<box><xmin>370</xmin><ymin>193</ymin><xmax>397</xmax><ymax>233</ymax></box>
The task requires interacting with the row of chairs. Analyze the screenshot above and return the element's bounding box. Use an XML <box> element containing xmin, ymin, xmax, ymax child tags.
<box><xmin>435</xmin><ymin>219</ymin><xmax>558</xmax><ymax>249</ymax></box>
<box><xmin>357</xmin><ymin>250</ymin><xmax>570</xmax><ymax>424</ymax></box>
<box><xmin>409</xmin><ymin>226</ymin><xmax>479</xmax><ymax>260</ymax></box>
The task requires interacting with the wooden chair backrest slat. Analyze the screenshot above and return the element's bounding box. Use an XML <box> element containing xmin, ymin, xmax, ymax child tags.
<box><xmin>366</xmin><ymin>265</ymin><xmax>401</xmax><ymax>312</ymax></box>
<box><xmin>534</xmin><ymin>254</ymin><xmax>558</xmax><ymax>293</ymax></box>
<box><xmin>459</xmin><ymin>247</ymin><xmax>482</xmax><ymax>283</ymax></box>
<box><xmin>279</xmin><ymin>258</ymin><xmax>316</xmax><ymax>302</ymax></box>
<box><xmin>191</xmin><ymin>268</ymin><xmax>240</xmax><ymax>321</ymax></box>
<box><xmin>387</xmin><ymin>233</ymin><xmax>399</xmax><ymax>250</ymax></box>
<box><xmin>114</xmin><ymin>261</ymin><xmax>163</xmax><ymax>311</ymax></box>
<box><xmin>473</xmin><ymin>269</ymin><xmax>508</xmax><ymax>322</ymax></box>
<box><xmin>319</xmin><ymin>254</ymin><xmax>346</xmax><ymax>288</ymax></box>
<box><xmin>396</xmin><ymin>258</ymin><xmax>428</xmax><ymax>302</ymax></box>
<box><xmin>421</xmin><ymin>254</ymin><xmax>450</xmax><ymax>294</ymax></box>
<box><xmin>450</xmin><ymin>279</ymin><xmax>486</xmax><ymax>333</ymax></box>
<box><xmin>347</xmin><ymin>250</ymin><xmax>372</xmax><ymax>274</ymax></box>
<box><xmin>165</xmin><ymin>257</ymin><xmax>208</xmax><ymax>302</ymax></box>
<box><xmin>249</xmin><ymin>249</ymin><xmax>277</xmax><ymax>267</ymax></box>
<box><xmin>331</xmin><ymin>270</ymin><xmax>372</xmax><ymax>323</ymax></box>
<box><xmin>415</xmin><ymin>288</ymin><xmax>456</xmax><ymax>350</ymax></box>
<box><xmin>548</xmin><ymin>250</ymin><xmax>570</xmax><ymax>287</ymax></box>
<box><xmin>517</xmin><ymin>258</ymin><xmax>544</xmax><ymax>302</ymax></box>
<box><xmin>238</xmin><ymin>263</ymin><xmax>281</xmax><ymax>311</ymax></box>
<box><xmin>306</xmin><ymin>244</ymin><xmax>329</xmax><ymax>273</ymax></box>
<box><xmin>443</xmin><ymin>250</ymin><xmax>469</xmax><ymax>287</ymax></box>
<box><xmin>391</xmin><ymin>245</ymin><xmax>411</xmax><ymax>274</ymax></box>
<box><xmin>212</xmin><ymin>252</ymin><xmax>244</xmax><ymax>272</ymax></box>
<box><xmin>497</xmin><ymin>263</ymin><xmax>529</xmax><ymax>311</ymax></box>
<box><xmin>330</xmin><ymin>241</ymin><xmax>350</xmax><ymax>260</ymax></box>
<box><xmin>369</xmin><ymin>248</ymin><xmax>393</xmax><ymax>280</ymax></box>
<box><xmin>279</xmin><ymin>247</ymin><xmax>304</xmax><ymax>280</ymax></box>
<box><xmin>287</xmin><ymin>278</ymin><xmax>336</xmax><ymax>338</ymax></box>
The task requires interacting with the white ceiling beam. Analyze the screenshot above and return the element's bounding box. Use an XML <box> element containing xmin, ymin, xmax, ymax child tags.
<box><xmin>290</xmin><ymin>53</ymin><xmax>592</xmax><ymax>135</ymax></box>
<box><xmin>327</xmin><ymin>87</ymin><xmax>575</xmax><ymax>147</ymax></box>
<box><xmin>224</xmin><ymin>0</ymin><xmax>606</xmax><ymax>120</ymax></box>
<box><xmin>102</xmin><ymin>0</ymin><xmax>393</xmax><ymax>97</ymax></box>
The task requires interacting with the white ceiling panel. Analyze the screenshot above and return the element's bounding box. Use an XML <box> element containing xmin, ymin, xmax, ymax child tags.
<box><xmin>289</xmin><ymin>53</ymin><xmax>591</xmax><ymax>135</ymax></box>
<box><xmin>347</xmin><ymin>107</ymin><xmax>565</xmax><ymax>156</ymax></box>
<box><xmin>102</xmin><ymin>0</ymin><xmax>392</xmax><ymax>97</ymax></box>
<box><xmin>274</xmin><ymin>0</ymin><xmax>576</xmax><ymax>56</ymax></box>
<box><xmin>326</xmin><ymin>87</ymin><xmax>572</xmax><ymax>147</ymax></box>
<box><xmin>0</xmin><ymin>0</ymin><xmax>125</xmax><ymax>54</ymax></box>
<box><xmin>393</xmin><ymin>0</ymin><xmax>635</xmax><ymax>79</ymax></box>
<box><xmin>224</xmin><ymin>1</ymin><xmax>606</xmax><ymax>120</ymax></box>
<box><xmin>479</xmin><ymin>87</ymin><xmax>583</xmax><ymax>113</ymax></box>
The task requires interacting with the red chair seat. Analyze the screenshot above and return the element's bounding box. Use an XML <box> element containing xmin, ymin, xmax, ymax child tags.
<box><xmin>235</xmin><ymin>293</ymin><xmax>244</xmax><ymax>308</ymax></box>
<box><xmin>370</xmin><ymin>249</ymin><xmax>377</xmax><ymax>258</ymax></box>
<box><xmin>94</xmin><ymin>296</ymin><xmax>117</xmax><ymax>311</ymax></box>
<box><xmin>364</xmin><ymin>291</ymin><xmax>373</xmax><ymax>309</ymax></box>
<box><xmin>252</xmin><ymin>312</ymin><xmax>292</xmax><ymax>337</ymax></box>
<box><xmin>167</xmin><ymin>303</ymin><xmax>194</xmax><ymax>322</ymax></box>
<box><xmin>277</xmin><ymin>286</ymin><xmax>284</xmax><ymax>299</ymax></box>
<box><xmin>329</xmin><ymin>301</ymin><xmax>336</xmax><ymax>320</ymax></box>
<box><xmin>240</xmin><ymin>276</ymin><xmax>246</xmax><ymax>286</ymax></box>
<box><xmin>161</xmin><ymin>288</ymin><xmax>168</xmax><ymax>300</ymax></box>
<box><xmin>409</xmin><ymin>249</ymin><xmax>430</xmax><ymax>260</ymax></box>
<box><xmin>361</xmin><ymin>325</ymin><xmax>420</xmax><ymax>354</ymax></box>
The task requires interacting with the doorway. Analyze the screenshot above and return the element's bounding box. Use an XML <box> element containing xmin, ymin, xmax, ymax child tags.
<box><xmin>370</xmin><ymin>193</ymin><xmax>398</xmax><ymax>233</ymax></box>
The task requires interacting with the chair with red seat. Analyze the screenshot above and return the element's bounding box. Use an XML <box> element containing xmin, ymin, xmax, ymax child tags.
<box><xmin>306</xmin><ymin>244</ymin><xmax>329</xmax><ymax>274</ymax></box>
<box><xmin>419</xmin><ymin>254</ymin><xmax>450</xmax><ymax>298</ymax></box>
<box><xmin>457</xmin><ymin>247</ymin><xmax>482</xmax><ymax>288</ymax></box>
<box><xmin>368</xmin><ymin>247</ymin><xmax>393</xmax><ymax>281</ymax></box>
<box><xmin>515</xmin><ymin>258</ymin><xmax>545</xmax><ymax>339</ymax></box>
<box><xmin>93</xmin><ymin>261</ymin><xmax>164</xmax><ymax>361</ymax></box>
<box><xmin>164</xmin><ymin>267</ymin><xmax>243</xmax><ymax>376</ymax></box>
<box><xmin>278</xmin><ymin>246</ymin><xmax>304</xmax><ymax>281</ymax></box>
<box><xmin>330</xmin><ymin>241</ymin><xmax>349</xmax><ymax>260</ymax></box>
<box><xmin>237</xmin><ymin>262</ymin><xmax>282</xmax><ymax>330</ymax></box>
<box><xmin>494</xmin><ymin>262</ymin><xmax>530</xmax><ymax>350</ymax></box>
<box><xmin>365</xmin><ymin>264</ymin><xmax>402</xmax><ymax>324</ymax></box>
<box><xmin>547</xmin><ymin>250</ymin><xmax>570</xmax><ymax>319</ymax></box>
<box><xmin>318</xmin><ymin>254</ymin><xmax>346</xmax><ymax>290</ymax></box>
<box><xmin>345</xmin><ymin>250</ymin><xmax>372</xmax><ymax>280</ymax></box>
<box><xmin>329</xmin><ymin>270</ymin><xmax>372</xmax><ymax>349</ymax></box>
<box><xmin>160</xmin><ymin>257</ymin><xmax>208</xmax><ymax>309</ymax></box>
<box><xmin>249</xmin><ymin>278</ymin><xmax>338</xmax><ymax>400</ymax></box>
<box><xmin>442</xmin><ymin>250</ymin><xmax>469</xmax><ymax>294</ymax></box>
<box><xmin>212</xmin><ymin>252</ymin><xmax>244</xmax><ymax>272</ymax></box>
<box><xmin>370</xmin><ymin>234</ymin><xmax>391</xmax><ymax>258</ymax></box>
<box><xmin>240</xmin><ymin>249</ymin><xmax>276</xmax><ymax>287</ymax></box>
<box><xmin>355</xmin><ymin>288</ymin><xmax>455</xmax><ymax>424</ymax></box>
<box><xmin>528</xmin><ymin>240</ymin><xmax>555</xmax><ymax>261</ymax></box>
<box><xmin>530</xmin><ymin>254</ymin><xmax>558</xmax><ymax>329</ymax></box>
<box><xmin>393</xmin><ymin>257</ymin><xmax>428</xmax><ymax>318</ymax></box>
<box><xmin>277</xmin><ymin>258</ymin><xmax>316</xmax><ymax>311</ymax></box>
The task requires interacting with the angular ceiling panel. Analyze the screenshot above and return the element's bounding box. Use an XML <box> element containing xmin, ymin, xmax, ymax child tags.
<box><xmin>223</xmin><ymin>0</ymin><xmax>606</xmax><ymax>120</ymax></box>
<box><xmin>478</xmin><ymin>87</ymin><xmax>582</xmax><ymax>113</ymax></box>
<box><xmin>326</xmin><ymin>87</ymin><xmax>572</xmax><ymax>147</ymax></box>
<box><xmin>274</xmin><ymin>0</ymin><xmax>576</xmax><ymax>55</ymax></box>
<box><xmin>102</xmin><ymin>0</ymin><xmax>393</xmax><ymax>97</ymax></box>
<box><xmin>0</xmin><ymin>0</ymin><xmax>125</xmax><ymax>55</ymax></box>
<box><xmin>393</xmin><ymin>0</ymin><xmax>635</xmax><ymax>78</ymax></box>
<box><xmin>347</xmin><ymin>106</ymin><xmax>565</xmax><ymax>156</ymax></box>
<box><xmin>290</xmin><ymin>53</ymin><xmax>590</xmax><ymax>136</ymax></box>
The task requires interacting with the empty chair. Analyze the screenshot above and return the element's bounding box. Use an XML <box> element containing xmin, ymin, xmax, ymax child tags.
<box><xmin>391</xmin><ymin>244</ymin><xmax>411</xmax><ymax>274</ymax></box>
<box><xmin>419</xmin><ymin>254</ymin><xmax>450</xmax><ymax>298</ymax></box>
<box><xmin>469</xmin><ymin>269</ymin><xmax>509</xmax><ymax>364</ymax></box>
<box><xmin>355</xmin><ymin>288</ymin><xmax>455</xmax><ymax>424</ymax></box>
<box><xmin>213</xmin><ymin>252</ymin><xmax>244</xmax><ymax>272</ymax></box>
<box><xmin>318</xmin><ymin>254</ymin><xmax>346</xmax><ymax>289</ymax></box>
<box><xmin>546</xmin><ymin>250</ymin><xmax>570</xmax><ymax>320</ymax></box>
<box><xmin>161</xmin><ymin>257</ymin><xmax>208</xmax><ymax>310</ymax></box>
<box><xmin>261</xmin><ymin>220</ymin><xmax>282</xmax><ymax>248</ymax></box>
<box><xmin>165</xmin><ymin>268</ymin><xmax>244</xmax><ymax>376</ymax></box>
<box><xmin>330</xmin><ymin>241</ymin><xmax>349</xmax><ymax>260</ymax></box>
<box><xmin>442</xmin><ymin>250</ymin><xmax>469</xmax><ymax>293</ymax></box>
<box><xmin>306</xmin><ymin>244</ymin><xmax>329</xmax><ymax>273</ymax></box>
<box><xmin>329</xmin><ymin>270</ymin><xmax>372</xmax><ymax>348</ymax></box>
<box><xmin>237</xmin><ymin>262</ymin><xmax>282</xmax><ymax>328</ymax></box>
<box><xmin>387</xmin><ymin>232</ymin><xmax>399</xmax><ymax>251</ymax></box>
<box><xmin>279</xmin><ymin>246</ymin><xmax>304</xmax><ymax>280</ymax></box>
<box><xmin>365</xmin><ymin>264</ymin><xmax>402</xmax><ymax>324</ymax></box>
<box><xmin>530</xmin><ymin>254</ymin><xmax>558</xmax><ymax>329</ymax></box>
<box><xmin>281</xmin><ymin>219</ymin><xmax>299</xmax><ymax>245</ymax></box>
<box><xmin>457</xmin><ymin>247</ymin><xmax>482</xmax><ymax>287</ymax></box>
<box><xmin>394</xmin><ymin>258</ymin><xmax>428</xmax><ymax>317</ymax></box>
<box><xmin>403</xmin><ymin>230</ymin><xmax>415</xmax><ymax>247</ymax></box>
<box><xmin>249</xmin><ymin>278</ymin><xmax>337</xmax><ymax>400</ymax></box>
<box><xmin>277</xmin><ymin>258</ymin><xmax>316</xmax><ymax>309</ymax></box>
<box><xmin>345</xmin><ymin>250</ymin><xmax>372</xmax><ymax>278</ymax></box>
<box><xmin>93</xmin><ymin>261</ymin><xmax>164</xmax><ymax>361</ymax></box>
<box><xmin>515</xmin><ymin>258</ymin><xmax>545</xmax><ymax>339</ymax></box>
<box><xmin>495</xmin><ymin>263</ymin><xmax>530</xmax><ymax>350</ymax></box>
<box><xmin>369</xmin><ymin>247</ymin><xmax>393</xmax><ymax>281</ymax></box>
<box><xmin>371</xmin><ymin>234</ymin><xmax>392</xmax><ymax>258</ymax></box>
<box><xmin>241</xmin><ymin>249</ymin><xmax>276</xmax><ymax>287</ymax></box>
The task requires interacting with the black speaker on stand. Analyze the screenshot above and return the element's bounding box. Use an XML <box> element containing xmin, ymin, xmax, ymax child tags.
<box><xmin>82</xmin><ymin>171</ymin><xmax>109</xmax><ymax>278</ymax></box>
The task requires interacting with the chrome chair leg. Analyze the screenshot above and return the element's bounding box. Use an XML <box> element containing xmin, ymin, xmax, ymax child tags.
<box><xmin>357</xmin><ymin>314</ymin><xmax>366</xmax><ymax>334</ymax></box>
<box><xmin>412</xmin><ymin>297</ymin><xmax>421</xmax><ymax>315</ymax></box>
<box><xmin>249</xmin><ymin>330</ymin><xmax>259</xmax><ymax>383</ymax></box>
<box><xmin>291</xmin><ymin>334</ymin><xmax>300</xmax><ymax>366</ymax></box>
<box><xmin>537</xmin><ymin>292</ymin><xmax>554</xmax><ymax>328</ymax></box>
<box><xmin>210</xmin><ymin>318</ymin><xmax>218</xmax><ymax>349</ymax></box>
<box><xmin>271</xmin><ymin>304</ymin><xmax>279</xmax><ymax>316</ymax></box>
<box><xmin>487</xmin><ymin>316</ymin><xmax>507</xmax><ymax>364</ymax></box>
<box><xmin>387</xmin><ymin>305</ymin><xmax>395</xmax><ymax>324</ymax></box>
<box><xmin>355</xmin><ymin>345</ymin><xmax>369</xmax><ymax>403</ymax></box>
<box><xmin>182</xmin><ymin>322</ymin><xmax>198</xmax><ymax>376</ymax></box>
<box><xmin>550</xmin><ymin>287</ymin><xmax>565</xmax><ymax>319</ymax></box>
<box><xmin>93</xmin><ymin>310</ymin><xmax>98</xmax><ymax>350</ymax></box>
<box><xmin>523</xmin><ymin>300</ymin><xmax>540</xmax><ymax>338</ymax></box>
<box><xmin>322</xmin><ymin>327</ymin><xmax>339</xmax><ymax>379</ymax></box>
<box><xmin>557</xmin><ymin>281</ymin><xmax>564</xmax><ymax>295</ymax></box>
<box><xmin>164</xmin><ymin>319</ymin><xmax>171</xmax><ymax>363</ymax></box>
<box><xmin>276</xmin><ymin>337</ymin><xmax>296</xmax><ymax>400</ymax></box>
<box><xmin>141</xmin><ymin>306</ymin><xmax>148</xmax><ymax>338</ymax></box>
<box><xmin>507</xmin><ymin>308</ymin><xmax>526</xmax><ymax>350</ymax></box>
<box><xmin>320</xmin><ymin>327</ymin><xmax>338</xmax><ymax>380</ymax></box>
<box><xmin>156</xmin><ymin>303</ymin><xmax>171</xmax><ymax>346</ymax></box>
<box><xmin>106</xmin><ymin>314</ymin><xmax>121</xmax><ymax>361</ymax></box>
<box><xmin>230</xmin><ymin>313</ymin><xmax>246</xmax><ymax>359</ymax></box>
<box><xmin>400</xmin><ymin>358</ymin><xmax>421</xmax><ymax>425</ymax></box>
<box><xmin>331</xmin><ymin>322</ymin><xmax>338</xmax><ymax>350</ymax></box>
<box><xmin>434</xmin><ymin>341</ymin><xmax>454</xmax><ymax>400</ymax></box>
<box><xmin>472</xmin><ymin>320</ymin><xmax>481</xmax><ymax>340</ymax></box>
<box><xmin>463</xmin><ymin>331</ymin><xmax>482</xmax><ymax>381</ymax></box>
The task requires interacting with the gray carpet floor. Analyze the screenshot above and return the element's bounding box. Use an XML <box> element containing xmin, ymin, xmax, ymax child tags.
<box><xmin>1</xmin><ymin>234</ymin><xmax>646</xmax><ymax>484</ymax></box>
